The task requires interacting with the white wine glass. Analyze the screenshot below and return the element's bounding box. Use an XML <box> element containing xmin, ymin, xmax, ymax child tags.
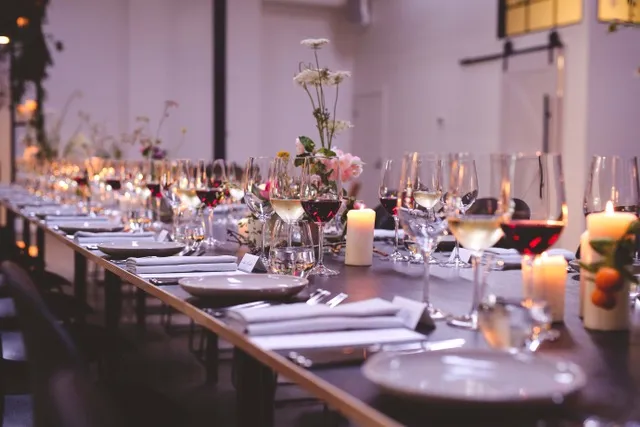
<box><xmin>445</xmin><ymin>153</ymin><xmax>515</xmax><ymax>330</ymax></box>
<box><xmin>378</xmin><ymin>159</ymin><xmax>408</xmax><ymax>262</ymax></box>
<box><xmin>244</xmin><ymin>157</ymin><xmax>275</xmax><ymax>263</ymax></box>
<box><xmin>269</xmin><ymin>156</ymin><xmax>305</xmax><ymax>246</ymax></box>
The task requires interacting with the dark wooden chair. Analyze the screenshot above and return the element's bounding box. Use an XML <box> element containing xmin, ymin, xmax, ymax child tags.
<box><xmin>1</xmin><ymin>261</ymin><xmax>125</xmax><ymax>427</ymax></box>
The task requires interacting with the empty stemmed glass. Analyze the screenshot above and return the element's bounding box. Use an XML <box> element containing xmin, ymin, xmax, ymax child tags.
<box><xmin>378</xmin><ymin>159</ymin><xmax>408</xmax><ymax>262</ymax></box>
<box><xmin>397</xmin><ymin>153</ymin><xmax>449</xmax><ymax>319</ymax></box>
<box><xmin>243</xmin><ymin>157</ymin><xmax>275</xmax><ymax>263</ymax></box>
<box><xmin>196</xmin><ymin>159</ymin><xmax>227</xmax><ymax>248</ymax></box>
<box><xmin>584</xmin><ymin>155</ymin><xmax>639</xmax><ymax>216</ymax></box>
<box><xmin>442</xmin><ymin>153</ymin><xmax>478</xmax><ymax>268</ymax></box>
<box><xmin>270</xmin><ymin>156</ymin><xmax>305</xmax><ymax>245</ymax></box>
<box><xmin>445</xmin><ymin>153</ymin><xmax>514</xmax><ymax>330</ymax></box>
<box><xmin>300</xmin><ymin>155</ymin><xmax>343</xmax><ymax>276</ymax></box>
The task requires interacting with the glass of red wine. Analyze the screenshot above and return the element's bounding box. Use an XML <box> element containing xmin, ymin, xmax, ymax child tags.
<box><xmin>142</xmin><ymin>160</ymin><xmax>166</xmax><ymax>230</ymax></box>
<box><xmin>196</xmin><ymin>159</ymin><xmax>228</xmax><ymax>248</ymax></box>
<box><xmin>378</xmin><ymin>159</ymin><xmax>409</xmax><ymax>262</ymax></box>
<box><xmin>500</xmin><ymin>152</ymin><xmax>567</xmax><ymax>343</ymax></box>
<box><xmin>301</xmin><ymin>155</ymin><xmax>343</xmax><ymax>276</ymax></box>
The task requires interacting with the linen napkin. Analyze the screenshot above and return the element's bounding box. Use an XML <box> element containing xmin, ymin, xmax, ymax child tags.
<box><xmin>46</xmin><ymin>215</ymin><xmax>111</xmax><ymax>224</ymax></box>
<box><xmin>374</xmin><ymin>229</ymin><xmax>405</xmax><ymax>240</ymax></box>
<box><xmin>227</xmin><ymin>298</ymin><xmax>405</xmax><ymax>336</ymax></box>
<box><xmin>125</xmin><ymin>255</ymin><xmax>238</xmax><ymax>275</ymax></box>
<box><xmin>23</xmin><ymin>206</ymin><xmax>83</xmax><ymax>217</ymax></box>
<box><xmin>74</xmin><ymin>231</ymin><xmax>156</xmax><ymax>245</ymax></box>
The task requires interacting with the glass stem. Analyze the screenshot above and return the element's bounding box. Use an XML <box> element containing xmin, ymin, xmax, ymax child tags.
<box><xmin>524</xmin><ymin>254</ymin><xmax>535</xmax><ymax>306</ymax></box>
<box><xmin>317</xmin><ymin>222</ymin><xmax>325</xmax><ymax>266</ymax></box>
<box><xmin>393</xmin><ymin>215</ymin><xmax>400</xmax><ymax>252</ymax></box>
<box><xmin>469</xmin><ymin>254</ymin><xmax>482</xmax><ymax>317</ymax></box>
<box><xmin>260</xmin><ymin>218</ymin><xmax>268</xmax><ymax>256</ymax></box>
<box><xmin>422</xmin><ymin>252</ymin><xmax>431</xmax><ymax>305</ymax></box>
<box><xmin>453</xmin><ymin>240</ymin><xmax>461</xmax><ymax>261</ymax></box>
<box><xmin>207</xmin><ymin>207</ymin><xmax>215</xmax><ymax>240</ymax></box>
<box><xmin>287</xmin><ymin>222</ymin><xmax>293</xmax><ymax>247</ymax></box>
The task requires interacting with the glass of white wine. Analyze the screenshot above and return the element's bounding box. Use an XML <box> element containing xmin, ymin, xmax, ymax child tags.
<box><xmin>445</xmin><ymin>152</ymin><xmax>515</xmax><ymax>330</ymax></box>
<box><xmin>269</xmin><ymin>156</ymin><xmax>305</xmax><ymax>246</ymax></box>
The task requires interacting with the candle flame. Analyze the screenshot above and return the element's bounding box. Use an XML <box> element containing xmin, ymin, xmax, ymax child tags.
<box><xmin>605</xmin><ymin>200</ymin><xmax>614</xmax><ymax>214</ymax></box>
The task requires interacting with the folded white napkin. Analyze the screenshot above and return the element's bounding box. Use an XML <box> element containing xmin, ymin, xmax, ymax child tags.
<box><xmin>74</xmin><ymin>231</ymin><xmax>156</xmax><ymax>245</ymax></box>
<box><xmin>46</xmin><ymin>215</ymin><xmax>110</xmax><ymax>223</ymax></box>
<box><xmin>227</xmin><ymin>298</ymin><xmax>404</xmax><ymax>336</ymax></box>
<box><xmin>23</xmin><ymin>207</ymin><xmax>82</xmax><ymax>216</ymax></box>
<box><xmin>125</xmin><ymin>255</ymin><xmax>238</xmax><ymax>275</ymax></box>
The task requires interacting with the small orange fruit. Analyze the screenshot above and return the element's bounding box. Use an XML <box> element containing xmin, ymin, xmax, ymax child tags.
<box><xmin>594</xmin><ymin>267</ymin><xmax>623</xmax><ymax>293</ymax></box>
<box><xmin>591</xmin><ymin>289</ymin><xmax>617</xmax><ymax>310</ymax></box>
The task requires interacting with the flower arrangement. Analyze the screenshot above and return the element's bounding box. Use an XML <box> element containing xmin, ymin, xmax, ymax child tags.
<box><xmin>125</xmin><ymin>100</ymin><xmax>187</xmax><ymax>160</ymax></box>
<box><xmin>292</xmin><ymin>38</ymin><xmax>363</xmax><ymax>187</ymax></box>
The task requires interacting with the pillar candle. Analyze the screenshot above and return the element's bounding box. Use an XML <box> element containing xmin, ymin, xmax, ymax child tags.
<box><xmin>345</xmin><ymin>209</ymin><xmax>376</xmax><ymax>266</ymax></box>
<box><xmin>584</xmin><ymin>201</ymin><xmax>635</xmax><ymax>331</ymax></box>
<box><xmin>530</xmin><ymin>253</ymin><xmax>568</xmax><ymax>323</ymax></box>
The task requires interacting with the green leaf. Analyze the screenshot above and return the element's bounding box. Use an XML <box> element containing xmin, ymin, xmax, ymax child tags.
<box><xmin>317</xmin><ymin>148</ymin><xmax>336</xmax><ymax>157</ymax></box>
<box><xmin>589</xmin><ymin>238</ymin><xmax>616</xmax><ymax>256</ymax></box>
<box><xmin>620</xmin><ymin>267</ymin><xmax>639</xmax><ymax>285</ymax></box>
<box><xmin>626</xmin><ymin>220</ymin><xmax>640</xmax><ymax>235</ymax></box>
<box><xmin>579</xmin><ymin>261</ymin><xmax>605</xmax><ymax>274</ymax></box>
<box><xmin>298</xmin><ymin>136</ymin><xmax>315</xmax><ymax>153</ymax></box>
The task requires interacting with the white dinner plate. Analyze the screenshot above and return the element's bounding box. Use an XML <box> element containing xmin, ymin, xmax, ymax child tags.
<box><xmin>179</xmin><ymin>274</ymin><xmax>308</xmax><ymax>298</ymax></box>
<box><xmin>57</xmin><ymin>222</ymin><xmax>124</xmax><ymax>234</ymax></box>
<box><xmin>97</xmin><ymin>241</ymin><xmax>185</xmax><ymax>258</ymax></box>
<box><xmin>362</xmin><ymin>348</ymin><xmax>586</xmax><ymax>404</ymax></box>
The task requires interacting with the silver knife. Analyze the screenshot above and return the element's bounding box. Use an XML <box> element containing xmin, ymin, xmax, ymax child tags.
<box><xmin>287</xmin><ymin>338</ymin><xmax>466</xmax><ymax>368</ymax></box>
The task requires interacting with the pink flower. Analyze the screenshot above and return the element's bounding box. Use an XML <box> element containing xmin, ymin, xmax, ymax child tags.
<box><xmin>336</xmin><ymin>152</ymin><xmax>363</xmax><ymax>183</ymax></box>
<box><xmin>295</xmin><ymin>138</ymin><xmax>305</xmax><ymax>155</ymax></box>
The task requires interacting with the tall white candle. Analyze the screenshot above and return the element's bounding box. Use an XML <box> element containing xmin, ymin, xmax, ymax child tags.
<box><xmin>579</xmin><ymin>230</ymin><xmax>592</xmax><ymax>318</ymax></box>
<box><xmin>345</xmin><ymin>209</ymin><xmax>376</xmax><ymax>266</ymax></box>
<box><xmin>531</xmin><ymin>253</ymin><xmax>567</xmax><ymax>323</ymax></box>
<box><xmin>584</xmin><ymin>201</ymin><xmax>635</xmax><ymax>331</ymax></box>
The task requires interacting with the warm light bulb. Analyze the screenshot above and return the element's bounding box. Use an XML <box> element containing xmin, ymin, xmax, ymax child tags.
<box><xmin>16</xmin><ymin>17</ymin><xmax>29</xmax><ymax>27</ymax></box>
<box><xmin>0</xmin><ymin>36</ymin><xmax>10</xmax><ymax>45</ymax></box>
<box><xmin>605</xmin><ymin>200</ymin><xmax>614</xmax><ymax>214</ymax></box>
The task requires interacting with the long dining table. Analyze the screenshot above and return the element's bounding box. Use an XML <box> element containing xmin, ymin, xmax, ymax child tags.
<box><xmin>2</xmin><ymin>196</ymin><xmax>640</xmax><ymax>427</ymax></box>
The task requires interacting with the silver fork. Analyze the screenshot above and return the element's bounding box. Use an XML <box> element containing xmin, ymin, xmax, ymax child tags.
<box><xmin>325</xmin><ymin>292</ymin><xmax>348</xmax><ymax>308</ymax></box>
<box><xmin>211</xmin><ymin>288</ymin><xmax>329</xmax><ymax>317</ymax></box>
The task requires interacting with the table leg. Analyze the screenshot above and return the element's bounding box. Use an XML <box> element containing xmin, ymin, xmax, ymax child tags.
<box><xmin>204</xmin><ymin>331</ymin><xmax>218</xmax><ymax>384</ymax></box>
<box><xmin>235</xmin><ymin>349</ymin><xmax>276</xmax><ymax>427</ymax></box>
<box><xmin>104</xmin><ymin>270</ymin><xmax>122</xmax><ymax>333</ymax></box>
<box><xmin>21</xmin><ymin>218</ymin><xmax>31</xmax><ymax>260</ymax></box>
<box><xmin>36</xmin><ymin>227</ymin><xmax>45</xmax><ymax>273</ymax></box>
<box><xmin>135</xmin><ymin>287</ymin><xmax>146</xmax><ymax>334</ymax></box>
<box><xmin>73</xmin><ymin>252</ymin><xmax>87</xmax><ymax>323</ymax></box>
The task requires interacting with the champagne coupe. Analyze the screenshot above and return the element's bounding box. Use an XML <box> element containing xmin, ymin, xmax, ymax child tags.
<box><xmin>500</xmin><ymin>152</ymin><xmax>567</xmax><ymax>344</ymax></box>
<box><xmin>195</xmin><ymin>159</ymin><xmax>227</xmax><ymax>248</ymax></box>
<box><xmin>243</xmin><ymin>157</ymin><xmax>275</xmax><ymax>263</ymax></box>
<box><xmin>397</xmin><ymin>153</ymin><xmax>449</xmax><ymax>319</ymax></box>
<box><xmin>442</xmin><ymin>154</ymin><xmax>478</xmax><ymax>268</ymax></box>
<box><xmin>445</xmin><ymin>153</ymin><xmax>514</xmax><ymax>330</ymax></box>
<box><xmin>300</xmin><ymin>156</ymin><xmax>343</xmax><ymax>276</ymax></box>
<box><xmin>270</xmin><ymin>156</ymin><xmax>305</xmax><ymax>246</ymax></box>
<box><xmin>378</xmin><ymin>159</ymin><xmax>408</xmax><ymax>262</ymax></box>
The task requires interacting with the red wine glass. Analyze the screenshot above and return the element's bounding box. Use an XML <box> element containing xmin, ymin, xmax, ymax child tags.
<box><xmin>378</xmin><ymin>159</ymin><xmax>408</xmax><ymax>262</ymax></box>
<box><xmin>196</xmin><ymin>159</ymin><xmax>228</xmax><ymax>248</ymax></box>
<box><xmin>500</xmin><ymin>152</ymin><xmax>567</xmax><ymax>343</ymax></box>
<box><xmin>301</xmin><ymin>155</ymin><xmax>342</xmax><ymax>276</ymax></box>
<box><xmin>143</xmin><ymin>160</ymin><xmax>166</xmax><ymax>230</ymax></box>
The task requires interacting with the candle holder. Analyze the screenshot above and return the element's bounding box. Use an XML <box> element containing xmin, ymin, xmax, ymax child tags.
<box><xmin>581</xmin><ymin>216</ymin><xmax>639</xmax><ymax>331</ymax></box>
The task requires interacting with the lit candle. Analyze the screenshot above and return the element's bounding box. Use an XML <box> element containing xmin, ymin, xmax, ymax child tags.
<box><xmin>584</xmin><ymin>201</ymin><xmax>635</xmax><ymax>331</ymax></box>
<box><xmin>345</xmin><ymin>208</ymin><xmax>376</xmax><ymax>266</ymax></box>
<box><xmin>578</xmin><ymin>230</ymin><xmax>592</xmax><ymax>318</ymax></box>
<box><xmin>530</xmin><ymin>253</ymin><xmax>568</xmax><ymax>323</ymax></box>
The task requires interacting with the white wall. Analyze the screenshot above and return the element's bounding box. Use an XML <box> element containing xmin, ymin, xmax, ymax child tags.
<box><xmin>44</xmin><ymin>0</ymin><xmax>213</xmax><ymax>160</ymax></box>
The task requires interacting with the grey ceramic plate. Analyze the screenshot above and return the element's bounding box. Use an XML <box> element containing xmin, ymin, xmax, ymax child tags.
<box><xmin>97</xmin><ymin>241</ymin><xmax>185</xmax><ymax>258</ymax></box>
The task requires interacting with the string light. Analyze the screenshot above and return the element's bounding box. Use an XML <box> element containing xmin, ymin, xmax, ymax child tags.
<box><xmin>16</xmin><ymin>17</ymin><xmax>29</xmax><ymax>27</ymax></box>
<box><xmin>0</xmin><ymin>36</ymin><xmax>10</xmax><ymax>45</ymax></box>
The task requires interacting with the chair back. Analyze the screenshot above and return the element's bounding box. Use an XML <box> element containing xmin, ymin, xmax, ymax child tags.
<box><xmin>0</xmin><ymin>261</ymin><xmax>125</xmax><ymax>427</ymax></box>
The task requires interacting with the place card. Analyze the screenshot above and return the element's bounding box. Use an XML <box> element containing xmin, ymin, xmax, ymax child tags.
<box><xmin>238</xmin><ymin>254</ymin><xmax>268</xmax><ymax>273</ymax></box>
<box><xmin>392</xmin><ymin>296</ymin><xmax>426</xmax><ymax>330</ymax></box>
<box><xmin>156</xmin><ymin>229</ymin><xmax>169</xmax><ymax>242</ymax></box>
<box><xmin>448</xmin><ymin>247</ymin><xmax>472</xmax><ymax>264</ymax></box>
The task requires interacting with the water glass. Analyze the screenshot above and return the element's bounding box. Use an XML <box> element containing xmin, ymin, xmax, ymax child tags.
<box><xmin>269</xmin><ymin>219</ymin><xmax>315</xmax><ymax>277</ymax></box>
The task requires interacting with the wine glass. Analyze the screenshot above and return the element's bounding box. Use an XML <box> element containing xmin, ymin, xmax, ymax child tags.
<box><xmin>269</xmin><ymin>219</ymin><xmax>316</xmax><ymax>277</ymax></box>
<box><xmin>445</xmin><ymin>153</ymin><xmax>514</xmax><ymax>330</ymax></box>
<box><xmin>378</xmin><ymin>159</ymin><xmax>408</xmax><ymax>262</ymax></box>
<box><xmin>500</xmin><ymin>152</ymin><xmax>567</xmax><ymax>344</ymax></box>
<box><xmin>300</xmin><ymin>155</ymin><xmax>343</xmax><ymax>276</ymax></box>
<box><xmin>442</xmin><ymin>153</ymin><xmax>478</xmax><ymax>268</ymax></box>
<box><xmin>270</xmin><ymin>156</ymin><xmax>305</xmax><ymax>246</ymax></box>
<box><xmin>243</xmin><ymin>157</ymin><xmax>275</xmax><ymax>262</ymax></box>
<box><xmin>195</xmin><ymin>159</ymin><xmax>227</xmax><ymax>248</ymax></box>
<box><xmin>397</xmin><ymin>152</ymin><xmax>449</xmax><ymax>319</ymax></box>
<box><xmin>160</xmin><ymin>160</ymin><xmax>182</xmax><ymax>233</ymax></box>
<box><xmin>142</xmin><ymin>159</ymin><xmax>165</xmax><ymax>230</ymax></box>
<box><xmin>584</xmin><ymin>156</ymin><xmax>639</xmax><ymax>216</ymax></box>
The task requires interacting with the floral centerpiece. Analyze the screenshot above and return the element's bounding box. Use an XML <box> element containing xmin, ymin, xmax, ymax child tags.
<box><xmin>126</xmin><ymin>100</ymin><xmax>187</xmax><ymax>160</ymax></box>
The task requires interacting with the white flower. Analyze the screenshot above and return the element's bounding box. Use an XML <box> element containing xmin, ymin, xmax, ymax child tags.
<box><xmin>293</xmin><ymin>68</ymin><xmax>330</xmax><ymax>86</ymax></box>
<box><xmin>301</xmin><ymin>38</ymin><xmax>330</xmax><ymax>49</ymax></box>
<box><xmin>328</xmin><ymin>71</ymin><xmax>351</xmax><ymax>85</ymax></box>
<box><xmin>324</xmin><ymin>120</ymin><xmax>354</xmax><ymax>134</ymax></box>
<box><xmin>295</xmin><ymin>138</ymin><xmax>305</xmax><ymax>155</ymax></box>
